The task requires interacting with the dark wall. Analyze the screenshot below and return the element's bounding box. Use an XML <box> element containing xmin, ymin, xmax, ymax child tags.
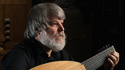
<box><xmin>83</xmin><ymin>0</ymin><xmax>125</xmax><ymax>69</ymax></box>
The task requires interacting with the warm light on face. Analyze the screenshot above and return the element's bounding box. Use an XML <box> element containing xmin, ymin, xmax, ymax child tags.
<box><xmin>45</xmin><ymin>18</ymin><xmax>65</xmax><ymax>44</ymax></box>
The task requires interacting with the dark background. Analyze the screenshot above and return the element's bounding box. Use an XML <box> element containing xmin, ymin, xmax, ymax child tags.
<box><xmin>32</xmin><ymin>0</ymin><xmax>125</xmax><ymax>69</ymax></box>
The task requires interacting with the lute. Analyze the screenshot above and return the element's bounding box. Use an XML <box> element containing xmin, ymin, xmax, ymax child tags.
<box><xmin>30</xmin><ymin>45</ymin><xmax>115</xmax><ymax>70</ymax></box>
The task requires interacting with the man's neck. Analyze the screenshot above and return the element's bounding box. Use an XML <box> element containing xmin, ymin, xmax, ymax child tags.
<box><xmin>46</xmin><ymin>50</ymin><xmax>52</xmax><ymax>57</ymax></box>
<box><xmin>40</xmin><ymin>44</ymin><xmax>52</xmax><ymax>57</ymax></box>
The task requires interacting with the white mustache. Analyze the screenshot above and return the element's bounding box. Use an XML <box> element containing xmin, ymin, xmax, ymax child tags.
<box><xmin>55</xmin><ymin>32</ymin><xmax>64</xmax><ymax>38</ymax></box>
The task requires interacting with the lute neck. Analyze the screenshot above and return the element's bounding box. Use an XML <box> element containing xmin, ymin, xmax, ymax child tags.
<box><xmin>81</xmin><ymin>46</ymin><xmax>115</xmax><ymax>70</ymax></box>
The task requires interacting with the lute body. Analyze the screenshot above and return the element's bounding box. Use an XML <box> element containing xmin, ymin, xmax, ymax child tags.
<box><xmin>30</xmin><ymin>61</ymin><xmax>86</xmax><ymax>70</ymax></box>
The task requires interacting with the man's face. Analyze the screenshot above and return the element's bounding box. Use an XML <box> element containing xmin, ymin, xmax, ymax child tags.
<box><xmin>45</xmin><ymin>18</ymin><xmax>65</xmax><ymax>44</ymax></box>
<box><xmin>37</xmin><ymin>18</ymin><xmax>66</xmax><ymax>52</ymax></box>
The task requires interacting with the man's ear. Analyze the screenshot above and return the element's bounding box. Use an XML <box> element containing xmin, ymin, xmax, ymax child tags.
<box><xmin>36</xmin><ymin>32</ymin><xmax>40</xmax><ymax>36</ymax></box>
<box><xmin>35</xmin><ymin>31</ymin><xmax>40</xmax><ymax>41</ymax></box>
<box><xmin>35</xmin><ymin>27</ymin><xmax>40</xmax><ymax>36</ymax></box>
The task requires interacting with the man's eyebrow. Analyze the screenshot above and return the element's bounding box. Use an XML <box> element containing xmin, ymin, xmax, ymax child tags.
<box><xmin>49</xmin><ymin>21</ymin><xmax>58</xmax><ymax>24</ymax></box>
<box><xmin>49</xmin><ymin>21</ymin><xmax>57</xmax><ymax>23</ymax></box>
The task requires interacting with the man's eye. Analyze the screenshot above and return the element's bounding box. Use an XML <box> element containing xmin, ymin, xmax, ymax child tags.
<box><xmin>49</xmin><ymin>22</ymin><xmax>58</xmax><ymax>26</ymax></box>
<box><xmin>52</xmin><ymin>23</ymin><xmax>58</xmax><ymax>25</ymax></box>
<box><xmin>49</xmin><ymin>21</ymin><xmax>63</xmax><ymax>26</ymax></box>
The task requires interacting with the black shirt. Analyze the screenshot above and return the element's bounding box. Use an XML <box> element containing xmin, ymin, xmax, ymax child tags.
<box><xmin>1</xmin><ymin>38</ymin><xmax>73</xmax><ymax>70</ymax></box>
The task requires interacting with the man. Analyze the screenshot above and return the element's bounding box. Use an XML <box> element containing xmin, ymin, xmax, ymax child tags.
<box><xmin>1</xmin><ymin>3</ymin><xmax>119</xmax><ymax>70</ymax></box>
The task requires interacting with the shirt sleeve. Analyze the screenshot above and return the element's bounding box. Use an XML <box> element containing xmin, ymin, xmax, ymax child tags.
<box><xmin>1</xmin><ymin>49</ymin><xmax>29</xmax><ymax>70</ymax></box>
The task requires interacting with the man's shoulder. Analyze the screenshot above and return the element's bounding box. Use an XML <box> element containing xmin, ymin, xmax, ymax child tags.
<box><xmin>12</xmin><ymin>41</ymin><xmax>29</xmax><ymax>52</ymax></box>
<box><xmin>4</xmin><ymin>39</ymin><xmax>32</xmax><ymax>59</ymax></box>
<box><xmin>1</xmin><ymin>41</ymin><xmax>33</xmax><ymax>70</ymax></box>
<box><xmin>12</xmin><ymin>38</ymin><xmax>36</xmax><ymax>51</ymax></box>
<box><xmin>1</xmin><ymin>40</ymin><xmax>32</xmax><ymax>65</ymax></box>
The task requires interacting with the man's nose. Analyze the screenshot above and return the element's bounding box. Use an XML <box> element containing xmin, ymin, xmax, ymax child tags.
<box><xmin>58</xmin><ymin>24</ymin><xmax>65</xmax><ymax>32</ymax></box>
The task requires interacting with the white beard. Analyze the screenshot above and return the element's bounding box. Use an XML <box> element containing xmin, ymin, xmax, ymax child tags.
<box><xmin>40</xmin><ymin>30</ymin><xmax>66</xmax><ymax>52</ymax></box>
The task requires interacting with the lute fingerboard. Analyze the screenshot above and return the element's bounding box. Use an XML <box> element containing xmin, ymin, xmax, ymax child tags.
<box><xmin>82</xmin><ymin>46</ymin><xmax>115</xmax><ymax>70</ymax></box>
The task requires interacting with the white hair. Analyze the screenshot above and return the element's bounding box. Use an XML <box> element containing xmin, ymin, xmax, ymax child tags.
<box><xmin>24</xmin><ymin>3</ymin><xmax>66</xmax><ymax>38</ymax></box>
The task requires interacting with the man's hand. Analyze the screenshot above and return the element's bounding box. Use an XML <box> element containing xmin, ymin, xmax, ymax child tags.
<box><xmin>104</xmin><ymin>51</ymin><xmax>120</xmax><ymax>70</ymax></box>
